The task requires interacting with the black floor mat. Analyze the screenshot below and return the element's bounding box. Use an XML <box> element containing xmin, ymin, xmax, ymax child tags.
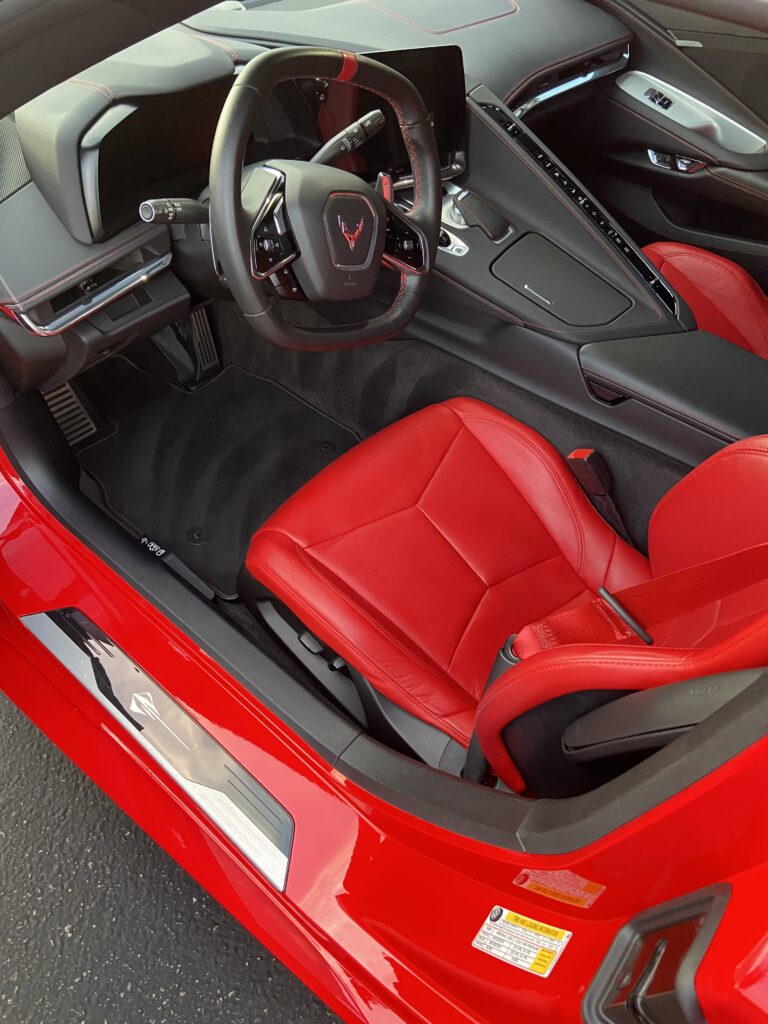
<box><xmin>78</xmin><ymin>359</ymin><xmax>359</xmax><ymax>598</ymax></box>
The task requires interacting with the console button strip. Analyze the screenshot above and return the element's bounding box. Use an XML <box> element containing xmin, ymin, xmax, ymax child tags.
<box><xmin>479</xmin><ymin>103</ymin><xmax>677</xmax><ymax>316</ymax></box>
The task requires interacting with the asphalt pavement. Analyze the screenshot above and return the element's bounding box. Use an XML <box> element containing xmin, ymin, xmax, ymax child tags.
<box><xmin>0</xmin><ymin>691</ymin><xmax>342</xmax><ymax>1024</ymax></box>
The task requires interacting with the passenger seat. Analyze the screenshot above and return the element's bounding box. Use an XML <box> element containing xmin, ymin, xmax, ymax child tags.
<box><xmin>644</xmin><ymin>241</ymin><xmax>768</xmax><ymax>358</ymax></box>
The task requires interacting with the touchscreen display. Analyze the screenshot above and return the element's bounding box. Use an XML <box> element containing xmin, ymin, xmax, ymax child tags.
<box><xmin>332</xmin><ymin>45</ymin><xmax>468</xmax><ymax>175</ymax></box>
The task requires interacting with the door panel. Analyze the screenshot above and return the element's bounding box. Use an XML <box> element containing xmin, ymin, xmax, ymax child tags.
<box><xmin>526</xmin><ymin>0</ymin><xmax>768</xmax><ymax>289</ymax></box>
<box><xmin>634</xmin><ymin>0</ymin><xmax>768</xmax><ymax>120</ymax></box>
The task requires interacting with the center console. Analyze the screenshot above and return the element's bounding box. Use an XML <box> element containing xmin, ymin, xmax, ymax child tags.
<box><xmin>478</xmin><ymin>100</ymin><xmax>678</xmax><ymax>317</ymax></box>
<box><xmin>416</xmin><ymin>84</ymin><xmax>768</xmax><ymax>472</ymax></box>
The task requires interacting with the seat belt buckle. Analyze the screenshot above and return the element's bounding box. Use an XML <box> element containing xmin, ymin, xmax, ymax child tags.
<box><xmin>567</xmin><ymin>449</ymin><xmax>632</xmax><ymax>544</ymax></box>
<box><xmin>486</xmin><ymin>635</ymin><xmax>521</xmax><ymax>688</ymax></box>
<box><xmin>567</xmin><ymin>448</ymin><xmax>612</xmax><ymax>496</ymax></box>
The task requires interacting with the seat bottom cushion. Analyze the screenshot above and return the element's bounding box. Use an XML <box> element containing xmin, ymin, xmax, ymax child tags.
<box><xmin>244</xmin><ymin>398</ymin><xmax>648</xmax><ymax>745</ymax></box>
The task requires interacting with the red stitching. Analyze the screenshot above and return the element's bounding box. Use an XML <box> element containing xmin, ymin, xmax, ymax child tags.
<box><xmin>584</xmin><ymin>371</ymin><xmax>740</xmax><ymax>438</ymax></box>
<box><xmin>655</xmin><ymin>246</ymin><xmax>768</xmax><ymax>341</ymax></box>
<box><xmin>357</xmin><ymin>0</ymin><xmax>519</xmax><ymax>35</ymax></box>
<box><xmin>504</xmin><ymin>36</ymin><xmax>631</xmax><ymax>105</ymax></box>
<box><xmin>479</xmin><ymin>650</ymin><xmax>691</xmax><ymax>720</ymax></box>
<box><xmin>652</xmin><ymin>0</ymin><xmax>768</xmax><ymax>35</ymax></box>
<box><xmin>651</xmin><ymin>445</ymin><xmax>768</xmax><ymax>526</ymax></box>
<box><xmin>291</xmin><ymin>548</ymin><xmax>472</xmax><ymax>743</ymax></box>
<box><xmin>255</xmin><ymin>553</ymin><xmax>471</xmax><ymax>744</ymax></box>
<box><xmin>356</xmin><ymin>80</ymin><xmax>422</xmax><ymax>210</ymax></box>
<box><xmin>1</xmin><ymin>225</ymin><xmax>161</xmax><ymax>306</ymax></box>
<box><xmin>68</xmin><ymin>78</ymin><xmax>117</xmax><ymax>102</ymax></box>
<box><xmin>590</xmin><ymin>0</ymin><xmax>768</xmax><ymax>132</ymax></box>
<box><xmin>433</xmin><ymin>265</ymin><xmax>659</xmax><ymax>338</ymax></box>
<box><xmin>188</xmin><ymin>32</ymin><xmax>240</xmax><ymax>64</ymax></box>
<box><xmin>707</xmin><ymin>169</ymin><xmax>768</xmax><ymax>207</ymax></box>
<box><xmin>603</xmin><ymin>94</ymin><xmax>715</xmax><ymax>163</ymax></box>
<box><xmin>452</xmin><ymin>411</ymin><xmax>587</xmax><ymax>577</ymax></box>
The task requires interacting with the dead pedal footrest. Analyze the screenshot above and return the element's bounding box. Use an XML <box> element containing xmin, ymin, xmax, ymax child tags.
<box><xmin>43</xmin><ymin>383</ymin><xmax>99</xmax><ymax>448</ymax></box>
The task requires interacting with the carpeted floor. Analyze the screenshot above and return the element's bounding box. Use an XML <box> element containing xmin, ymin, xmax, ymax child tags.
<box><xmin>78</xmin><ymin>358</ymin><xmax>359</xmax><ymax>597</ymax></box>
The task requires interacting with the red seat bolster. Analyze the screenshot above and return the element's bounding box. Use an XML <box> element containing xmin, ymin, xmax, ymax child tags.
<box><xmin>644</xmin><ymin>241</ymin><xmax>768</xmax><ymax>358</ymax></box>
<box><xmin>648</xmin><ymin>436</ymin><xmax>768</xmax><ymax>575</ymax></box>
<box><xmin>475</xmin><ymin>610</ymin><xmax>768</xmax><ymax>792</ymax></box>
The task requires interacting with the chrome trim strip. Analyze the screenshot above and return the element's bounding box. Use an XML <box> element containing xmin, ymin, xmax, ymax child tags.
<box><xmin>515</xmin><ymin>47</ymin><xmax>630</xmax><ymax>119</ymax></box>
<box><xmin>23</xmin><ymin>609</ymin><xmax>293</xmax><ymax>891</ymax></box>
<box><xmin>11</xmin><ymin>253</ymin><xmax>173</xmax><ymax>337</ymax></box>
<box><xmin>523</xmin><ymin>283</ymin><xmax>552</xmax><ymax>305</ymax></box>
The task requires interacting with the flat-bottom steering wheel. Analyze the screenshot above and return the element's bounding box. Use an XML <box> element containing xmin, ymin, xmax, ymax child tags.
<box><xmin>208</xmin><ymin>47</ymin><xmax>442</xmax><ymax>350</ymax></box>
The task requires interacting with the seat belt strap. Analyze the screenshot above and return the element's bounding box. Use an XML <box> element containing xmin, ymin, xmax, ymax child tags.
<box><xmin>515</xmin><ymin>541</ymin><xmax>768</xmax><ymax>659</ymax></box>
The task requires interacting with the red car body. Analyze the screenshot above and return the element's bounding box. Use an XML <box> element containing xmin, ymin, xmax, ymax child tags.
<box><xmin>3</xmin><ymin>447</ymin><xmax>768</xmax><ymax>1024</ymax></box>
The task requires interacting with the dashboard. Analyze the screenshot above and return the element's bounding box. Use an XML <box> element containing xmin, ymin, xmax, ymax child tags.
<box><xmin>8</xmin><ymin>0</ymin><xmax>628</xmax><ymax>248</ymax></box>
<box><xmin>1</xmin><ymin>0</ymin><xmax>678</xmax><ymax>395</ymax></box>
<box><xmin>64</xmin><ymin>45</ymin><xmax>466</xmax><ymax>241</ymax></box>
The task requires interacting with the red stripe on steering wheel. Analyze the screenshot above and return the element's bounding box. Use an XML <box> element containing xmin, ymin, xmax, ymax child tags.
<box><xmin>336</xmin><ymin>51</ymin><xmax>358</xmax><ymax>82</ymax></box>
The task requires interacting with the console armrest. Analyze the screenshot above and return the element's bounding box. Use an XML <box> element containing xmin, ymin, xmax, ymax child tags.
<box><xmin>580</xmin><ymin>332</ymin><xmax>768</xmax><ymax>442</ymax></box>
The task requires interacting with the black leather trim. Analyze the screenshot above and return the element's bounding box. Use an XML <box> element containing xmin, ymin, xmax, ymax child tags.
<box><xmin>186</xmin><ymin>0</ymin><xmax>631</xmax><ymax>111</ymax></box>
<box><xmin>580</xmin><ymin>331</ymin><xmax>768</xmax><ymax>442</ymax></box>
<box><xmin>0</xmin><ymin>183</ymin><xmax>169</xmax><ymax>310</ymax></box>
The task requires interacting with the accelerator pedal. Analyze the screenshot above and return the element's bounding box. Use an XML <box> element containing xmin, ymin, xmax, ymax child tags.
<box><xmin>188</xmin><ymin>306</ymin><xmax>220</xmax><ymax>377</ymax></box>
<box><xmin>149</xmin><ymin>306</ymin><xmax>220</xmax><ymax>386</ymax></box>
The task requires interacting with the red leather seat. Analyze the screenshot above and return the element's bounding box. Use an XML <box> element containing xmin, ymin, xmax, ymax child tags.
<box><xmin>244</xmin><ymin>397</ymin><xmax>768</xmax><ymax>791</ymax></box>
<box><xmin>645</xmin><ymin>241</ymin><xmax>768</xmax><ymax>358</ymax></box>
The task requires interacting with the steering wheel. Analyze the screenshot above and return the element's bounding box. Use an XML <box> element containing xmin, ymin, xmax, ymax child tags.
<box><xmin>208</xmin><ymin>47</ymin><xmax>442</xmax><ymax>350</ymax></box>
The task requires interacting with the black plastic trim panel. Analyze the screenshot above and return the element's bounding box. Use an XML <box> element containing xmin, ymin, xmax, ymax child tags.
<box><xmin>582</xmin><ymin>884</ymin><xmax>730</xmax><ymax>1023</ymax></box>
<box><xmin>479</xmin><ymin>101</ymin><xmax>678</xmax><ymax>314</ymax></box>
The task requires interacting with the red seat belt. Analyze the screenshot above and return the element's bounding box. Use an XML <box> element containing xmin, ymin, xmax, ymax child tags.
<box><xmin>514</xmin><ymin>542</ymin><xmax>768</xmax><ymax>659</ymax></box>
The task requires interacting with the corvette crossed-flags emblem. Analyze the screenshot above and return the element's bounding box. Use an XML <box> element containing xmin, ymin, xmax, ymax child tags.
<box><xmin>338</xmin><ymin>214</ymin><xmax>364</xmax><ymax>251</ymax></box>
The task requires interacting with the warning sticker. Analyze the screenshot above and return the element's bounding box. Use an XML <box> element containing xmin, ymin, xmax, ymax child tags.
<box><xmin>514</xmin><ymin>868</ymin><xmax>605</xmax><ymax>909</ymax></box>
<box><xmin>472</xmin><ymin>906</ymin><xmax>572</xmax><ymax>977</ymax></box>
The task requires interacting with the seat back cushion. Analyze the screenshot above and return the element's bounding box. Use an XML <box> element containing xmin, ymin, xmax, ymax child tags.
<box><xmin>476</xmin><ymin>436</ymin><xmax>768</xmax><ymax>790</ymax></box>
<box><xmin>644</xmin><ymin>242</ymin><xmax>768</xmax><ymax>358</ymax></box>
